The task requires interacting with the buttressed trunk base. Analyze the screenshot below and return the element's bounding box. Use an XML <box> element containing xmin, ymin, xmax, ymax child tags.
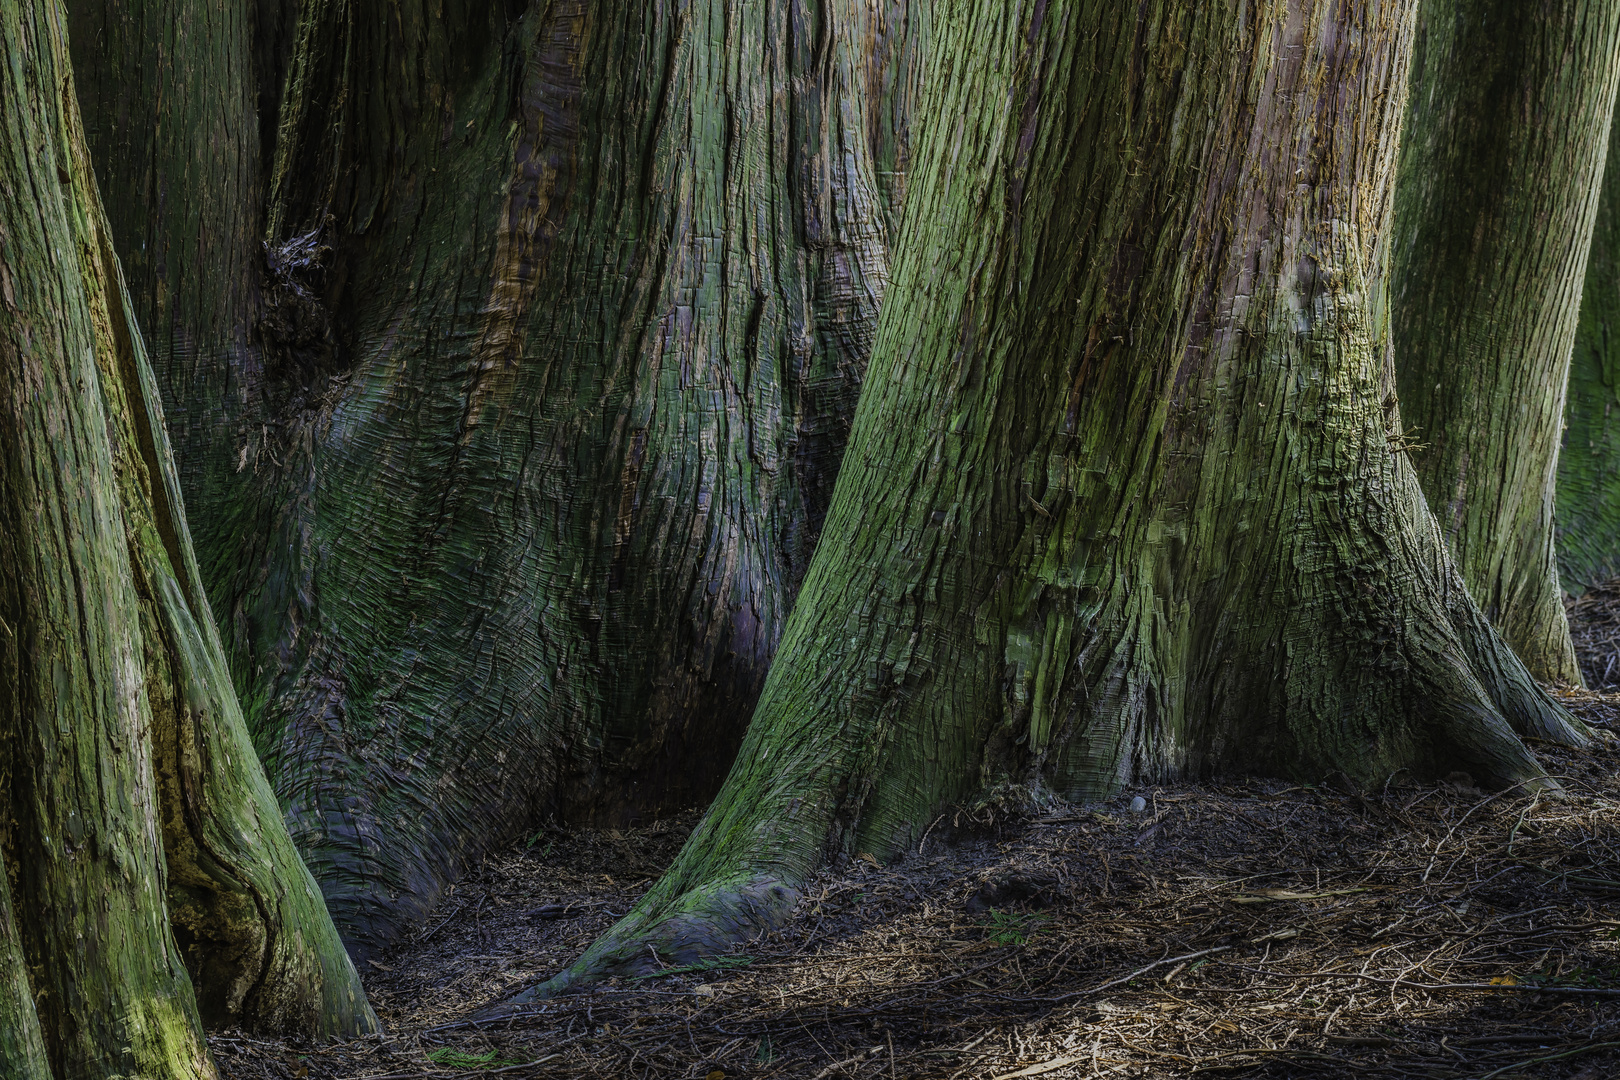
<box><xmin>495</xmin><ymin>0</ymin><xmax>1587</xmax><ymax>1005</ymax></box>
<box><xmin>71</xmin><ymin>0</ymin><xmax>928</xmax><ymax>955</ymax></box>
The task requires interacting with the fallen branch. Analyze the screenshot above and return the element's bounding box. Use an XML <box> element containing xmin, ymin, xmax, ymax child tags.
<box><xmin>1221</xmin><ymin>963</ymin><xmax>1620</xmax><ymax>998</ymax></box>
<box><xmin>808</xmin><ymin>1044</ymin><xmax>884</xmax><ymax>1080</ymax></box>
<box><xmin>1474</xmin><ymin>1040</ymin><xmax>1620</xmax><ymax>1079</ymax></box>
<box><xmin>1047</xmin><ymin>945</ymin><xmax>1235</xmax><ymax>1001</ymax></box>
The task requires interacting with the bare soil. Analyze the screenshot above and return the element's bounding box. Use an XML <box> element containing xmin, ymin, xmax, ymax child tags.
<box><xmin>211</xmin><ymin>602</ymin><xmax>1620</xmax><ymax>1080</ymax></box>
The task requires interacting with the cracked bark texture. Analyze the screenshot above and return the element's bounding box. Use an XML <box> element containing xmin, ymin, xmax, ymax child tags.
<box><xmin>2</xmin><ymin>0</ymin><xmax>374</xmax><ymax>1065</ymax></box>
<box><xmin>1390</xmin><ymin>0</ymin><xmax>1620</xmax><ymax>684</ymax></box>
<box><xmin>509</xmin><ymin>0</ymin><xmax>1588</xmax><ymax>1001</ymax></box>
<box><xmin>70</xmin><ymin>0</ymin><xmax>927</xmax><ymax>956</ymax></box>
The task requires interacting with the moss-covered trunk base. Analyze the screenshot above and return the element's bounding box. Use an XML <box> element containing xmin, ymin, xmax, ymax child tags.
<box><xmin>482</xmin><ymin>0</ymin><xmax>1587</xmax><ymax>1007</ymax></box>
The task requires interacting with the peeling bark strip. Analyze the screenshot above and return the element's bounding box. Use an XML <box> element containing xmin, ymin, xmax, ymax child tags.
<box><xmin>73</xmin><ymin>0</ymin><xmax>925</xmax><ymax>954</ymax></box>
<box><xmin>1391</xmin><ymin>0</ymin><xmax>1620</xmax><ymax>685</ymax></box>
<box><xmin>1559</xmin><ymin>106</ymin><xmax>1620</xmax><ymax>594</ymax></box>
<box><xmin>3</xmin><ymin>0</ymin><xmax>374</xmax><ymax>1061</ymax></box>
<box><xmin>514</xmin><ymin>0</ymin><xmax>1589</xmax><ymax>1000</ymax></box>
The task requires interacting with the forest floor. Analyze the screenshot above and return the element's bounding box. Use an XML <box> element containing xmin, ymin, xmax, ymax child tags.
<box><xmin>213</xmin><ymin>602</ymin><xmax>1620</xmax><ymax>1080</ymax></box>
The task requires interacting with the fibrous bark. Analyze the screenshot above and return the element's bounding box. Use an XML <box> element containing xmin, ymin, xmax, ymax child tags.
<box><xmin>72</xmin><ymin>0</ymin><xmax>926</xmax><ymax>955</ymax></box>
<box><xmin>506</xmin><ymin>0</ymin><xmax>1587</xmax><ymax>1001</ymax></box>
<box><xmin>1389</xmin><ymin>0</ymin><xmax>1620</xmax><ymax>685</ymax></box>
<box><xmin>1558</xmin><ymin>108</ymin><xmax>1620</xmax><ymax>595</ymax></box>
<box><xmin>1</xmin><ymin>0</ymin><xmax>374</xmax><ymax>1064</ymax></box>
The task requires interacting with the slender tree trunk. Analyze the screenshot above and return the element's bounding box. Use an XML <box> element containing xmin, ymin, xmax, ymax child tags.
<box><xmin>1558</xmin><ymin>109</ymin><xmax>1620</xmax><ymax>596</ymax></box>
<box><xmin>1389</xmin><ymin>0</ymin><xmax>1620</xmax><ymax>685</ymax></box>
<box><xmin>73</xmin><ymin>0</ymin><xmax>925</xmax><ymax>954</ymax></box>
<box><xmin>2</xmin><ymin>0</ymin><xmax>373</xmax><ymax>1065</ymax></box>
<box><xmin>503</xmin><ymin>0</ymin><xmax>1587</xmax><ymax>1001</ymax></box>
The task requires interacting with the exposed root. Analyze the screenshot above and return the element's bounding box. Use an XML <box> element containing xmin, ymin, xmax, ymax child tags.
<box><xmin>1443</xmin><ymin>566</ymin><xmax>1590</xmax><ymax>748</ymax></box>
<box><xmin>486</xmin><ymin>877</ymin><xmax>803</xmax><ymax>1011</ymax></box>
<box><xmin>1414</xmin><ymin>652</ymin><xmax>1563</xmax><ymax>792</ymax></box>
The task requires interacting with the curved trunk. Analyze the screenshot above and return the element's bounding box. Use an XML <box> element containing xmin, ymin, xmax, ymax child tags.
<box><xmin>1558</xmin><ymin>110</ymin><xmax>1620</xmax><ymax>595</ymax></box>
<box><xmin>508</xmin><ymin>0</ymin><xmax>1587</xmax><ymax>1000</ymax></box>
<box><xmin>2</xmin><ymin>0</ymin><xmax>373</xmax><ymax>1061</ymax></box>
<box><xmin>73</xmin><ymin>0</ymin><xmax>925</xmax><ymax>955</ymax></box>
<box><xmin>1389</xmin><ymin>0</ymin><xmax>1620</xmax><ymax>685</ymax></box>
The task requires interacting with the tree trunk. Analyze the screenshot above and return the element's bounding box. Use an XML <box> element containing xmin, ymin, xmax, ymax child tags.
<box><xmin>0</xmin><ymin>851</ymin><xmax>50</xmax><ymax>1080</ymax></box>
<box><xmin>73</xmin><ymin>0</ymin><xmax>925</xmax><ymax>955</ymax></box>
<box><xmin>65</xmin><ymin>0</ymin><xmax>291</xmax><ymax>593</ymax></box>
<box><xmin>1558</xmin><ymin>108</ymin><xmax>1620</xmax><ymax>596</ymax></box>
<box><xmin>1</xmin><ymin>0</ymin><xmax>374</xmax><ymax>1064</ymax></box>
<box><xmin>503</xmin><ymin>0</ymin><xmax>1588</xmax><ymax>1001</ymax></box>
<box><xmin>1389</xmin><ymin>0</ymin><xmax>1620</xmax><ymax>685</ymax></box>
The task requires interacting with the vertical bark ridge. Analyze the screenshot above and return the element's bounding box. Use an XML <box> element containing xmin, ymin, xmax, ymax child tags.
<box><xmin>1390</xmin><ymin>0</ymin><xmax>1620</xmax><ymax>684</ymax></box>
<box><xmin>504</xmin><ymin>0</ymin><xmax>1584</xmax><ymax>1002</ymax></box>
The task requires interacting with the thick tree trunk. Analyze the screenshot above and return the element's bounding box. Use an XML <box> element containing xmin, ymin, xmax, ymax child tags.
<box><xmin>73</xmin><ymin>0</ymin><xmax>925</xmax><ymax>954</ymax></box>
<box><xmin>1389</xmin><ymin>0</ymin><xmax>1620</xmax><ymax>685</ymax></box>
<box><xmin>1</xmin><ymin>0</ymin><xmax>373</xmax><ymax>1063</ymax></box>
<box><xmin>504</xmin><ymin>0</ymin><xmax>1588</xmax><ymax>1001</ymax></box>
<box><xmin>1558</xmin><ymin>109</ymin><xmax>1620</xmax><ymax>595</ymax></box>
